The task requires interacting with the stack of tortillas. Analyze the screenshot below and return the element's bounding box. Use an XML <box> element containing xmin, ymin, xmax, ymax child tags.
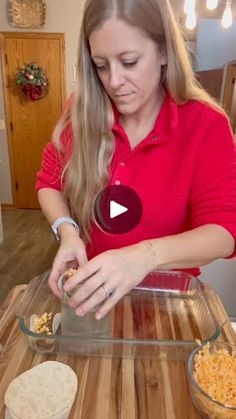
<box><xmin>4</xmin><ymin>361</ymin><xmax>78</xmax><ymax>419</ymax></box>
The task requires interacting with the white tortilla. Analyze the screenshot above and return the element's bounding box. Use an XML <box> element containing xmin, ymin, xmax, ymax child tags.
<box><xmin>5</xmin><ymin>361</ymin><xmax>78</xmax><ymax>419</ymax></box>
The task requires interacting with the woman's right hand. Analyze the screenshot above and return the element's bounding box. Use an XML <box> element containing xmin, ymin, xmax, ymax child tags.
<box><xmin>48</xmin><ymin>225</ymin><xmax>88</xmax><ymax>298</ymax></box>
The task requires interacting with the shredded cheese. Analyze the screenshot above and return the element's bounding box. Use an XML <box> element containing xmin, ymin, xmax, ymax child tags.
<box><xmin>194</xmin><ymin>343</ymin><xmax>236</xmax><ymax>407</ymax></box>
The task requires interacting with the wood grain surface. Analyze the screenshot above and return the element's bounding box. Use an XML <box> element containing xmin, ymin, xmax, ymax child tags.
<box><xmin>0</xmin><ymin>285</ymin><xmax>236</xmax><ymax>419</ymax></box>
<box><xmin>0</xmin><ymin>209</ymin><xmax>57</xmax><ymax>305</ymax></box>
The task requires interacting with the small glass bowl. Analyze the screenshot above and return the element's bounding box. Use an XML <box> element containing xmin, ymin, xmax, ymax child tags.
<box><xmin>188</xmin><ymin>342</ymin><xmax>236</xmax><ymax>419</ymax></box>
<box><xmin>58</xmin><ymin>269</ymin><xmax>110</xmax><ymax>337</ymax></box>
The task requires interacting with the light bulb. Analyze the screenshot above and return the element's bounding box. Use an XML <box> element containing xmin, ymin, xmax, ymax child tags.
<box><xmin>185</xmin><ymin>11</ymin><xmax>197</xmax><ymax>30</ymax></box>
<box><xmin>184</xmin><ymin>0</ymin><xmax>196</xmax><ymax>15</ymax></box>
<box><xmin>206</xmin><ymin>0</ymin><xmax>218</xmax><ymax>11</ymax></box>
<box><xmin>222</xmin><ymin>1</ymin><xmax>233</xmax><ymax>29</ymax></box>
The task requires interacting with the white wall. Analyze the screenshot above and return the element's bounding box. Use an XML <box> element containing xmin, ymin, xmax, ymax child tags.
<box><xmin>197</xmin><ymin>19</ymin><xmax>236</xmax><ymax>71</ymax></box>
<box><xmin>0</xmin><ymin>0</ymin><xmax>85</xmax><ymax>204</ymax></box>
<box><xmin>0</xmin><ymin>66</ymin><xmax>12</xmax><ymax>204</ymax></box>
<box><xmin>200</xmin><ymin>260</ymin><xmax>236</xmax><ymax>319</ymax></box>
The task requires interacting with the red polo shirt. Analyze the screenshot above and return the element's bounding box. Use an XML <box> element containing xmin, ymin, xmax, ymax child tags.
<box><xmin>36</xmin><ymin>92</ymin><xmax>236</xmax><ymax>276</ymax></box>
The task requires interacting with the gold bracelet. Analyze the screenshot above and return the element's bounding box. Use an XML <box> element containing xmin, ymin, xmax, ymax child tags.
<box><xmin>145</xmin><ymin>240</ymin><xmax>158</xmax><ymax>271</ymax></box>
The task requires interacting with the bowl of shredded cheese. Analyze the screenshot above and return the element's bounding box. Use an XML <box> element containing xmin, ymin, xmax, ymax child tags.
<box><xmin>188</xmin><ymin>342</ymin><xmax>236</xmax><ymax>418</ymax></box>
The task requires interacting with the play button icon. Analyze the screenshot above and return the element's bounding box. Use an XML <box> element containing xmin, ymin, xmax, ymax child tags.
<box><xmin>110</xmin><ymin>200</ymin><xmax>128</xmax><ymax>219</ymax></box>
<box><xmin>93</xmin><ymin>185</ymin><xmax>143</xmax><ymax>234</ymax></box>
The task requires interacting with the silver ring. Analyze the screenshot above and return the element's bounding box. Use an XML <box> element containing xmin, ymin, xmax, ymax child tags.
<box><xmin>102</xmin><ymin>285</ymin><xmax>113</xmax><ymax>299</ymax></box>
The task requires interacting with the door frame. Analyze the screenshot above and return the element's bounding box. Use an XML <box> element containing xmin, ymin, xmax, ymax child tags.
<box><xmin>0</xmin><ymin>32</ymin><xmax>66</xmax><ymax>207</ymax></box>
<box><xmin>222</xmin><ymin>62</ymin><xmax>236</xmax><ymax>133</ymax></box>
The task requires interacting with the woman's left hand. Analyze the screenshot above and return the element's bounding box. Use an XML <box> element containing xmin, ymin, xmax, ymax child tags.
<box><xmin>63</xmin><ymin>242</ymin><xmax>153</xmax><ymax>319</ymax></box>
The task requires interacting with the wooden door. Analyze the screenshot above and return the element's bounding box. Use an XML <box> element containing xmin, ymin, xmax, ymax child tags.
<box><xmin>0</xmin><ymin>32</ymin><xmax>66</xmax><ymax>208</ymax></box>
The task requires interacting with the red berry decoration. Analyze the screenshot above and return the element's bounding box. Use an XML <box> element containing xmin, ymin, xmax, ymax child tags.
<box><xmin>15</xmin><ymin>62</ymin><xmax>48</xmax><ymax>101</ymax></box>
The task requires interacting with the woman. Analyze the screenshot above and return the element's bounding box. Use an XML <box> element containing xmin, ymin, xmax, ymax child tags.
<box><xmin>36</xmin><ymin>0</ymin><xmax>236</xmax><ymax>320</ymax></box>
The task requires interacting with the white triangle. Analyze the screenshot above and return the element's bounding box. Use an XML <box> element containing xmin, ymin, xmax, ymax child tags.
<box><xmin>110</xmin><ymin>200</ymin><xmax>128</xmax><ymax>219</ymax></box>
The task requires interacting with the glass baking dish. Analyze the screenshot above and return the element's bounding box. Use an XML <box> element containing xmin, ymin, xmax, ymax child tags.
<box><xmin>15</xmin><ymin>270</ymin><xmax>224</xmax><ymax>359</ymax></box>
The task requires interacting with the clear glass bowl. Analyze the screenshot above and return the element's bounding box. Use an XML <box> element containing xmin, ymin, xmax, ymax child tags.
<box><xmin>188</xmin><ymin>342</ymin><xmax>236</xmax><ymax>418</ymax></box>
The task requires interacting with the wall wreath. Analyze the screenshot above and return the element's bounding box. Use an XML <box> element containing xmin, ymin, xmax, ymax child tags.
<box><xmin>15</xmin><ymin>62</ymin><xmax>48</xmax><ymax>101</ymax></box>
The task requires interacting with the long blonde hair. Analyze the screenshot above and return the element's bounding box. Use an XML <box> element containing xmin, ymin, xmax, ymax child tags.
<box><xmin>54</xmin><ymin>0</ymin><xmax>219</xmax><ymax>243</ymax></box>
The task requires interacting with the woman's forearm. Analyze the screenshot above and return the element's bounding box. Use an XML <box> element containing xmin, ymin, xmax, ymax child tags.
<box><xmin>38</xmin><ymin>188</ymin><xmax>71</xmax><ymax>223</ymax></box>
<box><xmin>38</xmin><ymin>188</ymin><xmax>79</xmax><ymax>239</ymax></box>
<box><xmin>143</xmin><ymin>224</ymin><xmax>235</xmax><ymax>271</ymax></box>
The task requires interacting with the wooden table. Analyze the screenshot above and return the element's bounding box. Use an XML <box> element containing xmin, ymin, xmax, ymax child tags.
<box><xmin>0</xmin><ymin>285</ymin><xmax>236</xmax><ymax>419</ymax></box>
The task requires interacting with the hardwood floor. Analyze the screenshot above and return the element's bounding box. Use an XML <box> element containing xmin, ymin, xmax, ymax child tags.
<box><xmin>0</xmin><ymin>209</ymin><xmax>58</xmax><ymax>304</ymax></box>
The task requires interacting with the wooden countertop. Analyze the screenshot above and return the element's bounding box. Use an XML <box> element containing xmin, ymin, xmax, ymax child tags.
<box><xmin>0</xmin><ymin>285</ymin><xmax>236</xmax><ymax>419</ymax></box>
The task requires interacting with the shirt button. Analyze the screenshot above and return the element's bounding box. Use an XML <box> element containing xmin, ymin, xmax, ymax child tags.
<box><xmin>120</xmin><ymin>162</ymin><xmax>125</xmax><ymax>167</ymax></box>
<box><xmin>152</xmin><ymin>135</ymin><xmax>158</xmax><ymax>141</ymax></box>
<box><xmin>114</xmin><ymin>180</ymin><xmax>121</xmax><ymax>185</ymax></box>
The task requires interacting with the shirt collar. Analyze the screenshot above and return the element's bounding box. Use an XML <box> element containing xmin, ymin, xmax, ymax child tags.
<box><xmin>112</xmin><ymin>89</ymin><xmax>179</xmax><ymax>144</ymax></box>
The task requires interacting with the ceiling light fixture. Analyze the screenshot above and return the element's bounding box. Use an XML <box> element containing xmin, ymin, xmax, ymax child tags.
<box><xmin>222</xmin><ymin>0</ymin><xmax>233</xmax><ymax>28</ymax></box>
<box><xmin>184</xmin><ymin>0</ymin><xmax>196</xmax><ymax>15</ymax></box>
<box><xmin>206</xmin><ymin>0</ymin><xmax>218</xmax><ymax>11</ymax></box>
<box><xmin>185</xmin><ymin>11</ymin><xmax>197</xmax><ymax>29</ymax></box>
<box><xmin>184</xmin><ymin>0</ymin><xmax>233</xmax><ymax>30</ymax></box>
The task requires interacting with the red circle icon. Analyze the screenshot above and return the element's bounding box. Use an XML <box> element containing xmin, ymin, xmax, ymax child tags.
<box><xmin>93</xmin><ymin>185</ymin><xmax>143</xmax><ymax>234</ymax></box>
